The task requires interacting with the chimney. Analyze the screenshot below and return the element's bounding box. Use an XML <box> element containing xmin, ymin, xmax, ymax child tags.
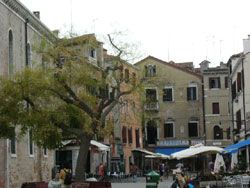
<box><xmin>33</xmin><ymin>11</ymin><xmax>40</xmax><ymax>19</ymax></box>
<box><xmin>199</xmin><ymin>60</ymin><xmax>210</xmax><ymax>72</ymax></box>
<box><xmin>243</xmin><ymin>35</ymin><xmax>250</xmax><ymax>54</ymax></box>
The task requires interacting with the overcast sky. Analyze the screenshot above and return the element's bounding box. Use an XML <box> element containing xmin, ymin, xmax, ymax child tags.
<box><xmin>20</xmin><ymin>0</ymin><xmax>250</xmax><ymax>67</ymax></box>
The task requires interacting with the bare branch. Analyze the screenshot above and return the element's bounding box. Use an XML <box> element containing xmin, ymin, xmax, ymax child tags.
<box><xmin>108</xmin><ymin>34</ymin><xmax>123</xmax><ymax>57</ymax></box>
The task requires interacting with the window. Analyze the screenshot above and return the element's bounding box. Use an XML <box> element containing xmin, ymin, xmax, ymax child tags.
<box><xmin>27</xmin><ymin>43</ymin><xmax>32</xmax><ymax>67</ymax></box>
<box><xmin>212</xmin><ymin>102</ymin><xmax>220</xmax><ymax>114</ymax></box>
<box><xmin>237</xmin><ymin>72</ymin><xmax>242</xmax><ymax>92</ymax></box>
<box><xmin>146</xmin><ymin>89</ymin><xmax>157</xmax><ymax>101</ymax></box>
<box><xmin>163</xmin><ymin>88</ymin><xmax>173</xmax><ymax>102</ymax></box>
<box><xmin>145</xmin><ymin>65</ymin><xmax>156</xmax><ymax>77</ymax></box>
<box><xmin>232</xmin><ymin>81</ymin><xmax>236</xmax><ymax>100</ymax></box>
<box><xmin>29</xmin><ymin>130</ymin><xmax>34</xmax><ymax>156</ymax></box>
<box><xmin>89</xmin><ymin>48</ymin><xmax>96</xmax><ymax>58</ymax></box>
<box><xmin>135</xmin><ymin>129</ymin><xmax>140</xmax><ymax>148</ymax></box>
<box><xmin>8</xmin><ymin>30</ymin><xmax>14</xmax><ymax>75</ymax></box>
<box><xmin>209</xmin><ymin>77</ymin><xmax>221</xmax><ymax>89</ymax></box>
<box><xmin>225</xmin><ymin>77</ymin><xmax>228</xmax><ymax>88</ymax></box>
<box><xmin>132</xmin><ymin>73</ymin><xmax>136</xmax><ymax>86</ymax></box>
<box><xmin>188</xmin><ymin>122</ymin><xmax>198</xmax><ymax>137</ymax></box>
<box><xmin>164</xmin><ymin>122</ymin><xmax>174</xmax><ymax>138</ymax></box>
<box><xmin>128</xmin><ymin>128</ymin><xmax>132</xmax><ymax>144</ymax></box>
<box><xmin>120</xmin><ymin>66</ymin><xmax>124</xmax><ymax>81</ymax></box>
<box><xmin>44</xmin><ymin>148</ymin><xmax>48</xmax><ymax>157</ymax></box>
<box><xmin>125</xmin><ymin>69</ymin><xmax>129</xmax><ymax>83</ymax></box>
<box><xmin>214</xmin><ymin>125</ymin><xmax>223</xmax><ymax>139</ymax></box>
<box><xmin>146</xmin><ymin>120</ymin><xmax>157</xmax><ymax>144</ymax></box>
<box><xmin>10</xmin><ymin>128</ymin><xmax>16</xmax><ymax>156</ymax></box>
<box><xmin>122</xmin><ymin>126</ymin><xmax>127</xmax><ymax>144</ymax></box>
<box><xmin>187</xmin><ymin>86</ymin><xmax>197</xmax><ymax>101</ymax></box>
<box><xmin>236</xmin><ymin>110</ymin><xmax>241</xmax><ymax>132</ymax></box>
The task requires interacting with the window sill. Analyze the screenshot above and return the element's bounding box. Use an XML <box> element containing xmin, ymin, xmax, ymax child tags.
<box><xmin>10</xmin><ymin>153</ymin><xmax>17</xmax><ymax>158</ymax></box>
<box><xmin>205</xmin><ymin>114</ymin><xmax>220</xmax><ymax>117</ymax></box>
<box><xmin>29</xmin><ymin>154</ymin><xmax>34</xmax><ymax>158</ymax></box>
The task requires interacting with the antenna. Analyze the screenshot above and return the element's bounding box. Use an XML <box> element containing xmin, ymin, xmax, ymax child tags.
<box><xmin>219</xmin><ymin>40</ymin><xmax>223</xmax><ymax>61</ymax></box>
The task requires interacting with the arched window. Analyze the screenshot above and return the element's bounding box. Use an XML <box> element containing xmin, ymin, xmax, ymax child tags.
<box><xmin>214</xmin><ymin>125</ymin><xmax>223</xmax><ymax>140</ymax></box>
<box><xmin>8</xmin><ymin>30</ymin><xmax>14</xmax><ymax>75</ymax></box>
<box><xmin>146</xmin><ymin>120</ymin><xmax>157</xmax><ymax>145</ymax></box>
<box><xmin>27</xmin><ymin>43</ymin><xmax>32</xmax><ymax>67</ymax></box>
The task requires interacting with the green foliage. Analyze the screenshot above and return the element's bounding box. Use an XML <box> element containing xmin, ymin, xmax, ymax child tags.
<box><xmin>0</xmin><ymin>34</ymin><xmax>142</xmax><ymax>158</ymax></box>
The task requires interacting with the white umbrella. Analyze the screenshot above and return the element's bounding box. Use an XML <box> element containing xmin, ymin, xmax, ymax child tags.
<box><xmin>171</xmin><ymin>144</ymin><xmax>225</xmax><ymax>160</ymax></box>
<box><xmin>214</xmin><ymin>153</ymin><xmax>226</xmax><ymax>173</ymax></box>
<box><xmin>231</xmin><ymin>152</ymin><xmax>238</xmax><ymax>170</ymax></box>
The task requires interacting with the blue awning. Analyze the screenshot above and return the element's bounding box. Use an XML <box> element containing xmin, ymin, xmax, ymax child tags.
<box><xmin>224</xmin><ymin>139</ymin><xmax>250</xmax><ymax>154</ymax></box>
<box><xmin>155</xmin><ymin>147</ymin><xmax>187</xmax><ymax>155</ymax></box>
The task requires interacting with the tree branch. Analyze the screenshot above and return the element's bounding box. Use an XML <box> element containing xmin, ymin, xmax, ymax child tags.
<box><xmin>108</xmin><ymin>34</ymin><xmax>123</xmax><ymax>57</ymax></box>
<box><xmin>53</xmin><ymin>74</ymin><xmax>96</xmax><ymax>118</ymax></box>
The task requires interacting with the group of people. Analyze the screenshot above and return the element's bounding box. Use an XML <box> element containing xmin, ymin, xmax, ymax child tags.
<box><xmin>171</xmin><ymin>173</ymin><xmax>195</xmax><ymax>188</ymax></box>
<box><xmin>48</xmin><ymin>166</ymin><xmax>72</xmax><ymax>188</ymax></box>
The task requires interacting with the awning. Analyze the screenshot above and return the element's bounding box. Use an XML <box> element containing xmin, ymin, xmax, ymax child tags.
<box><xmin>170</xmin><ymin>144</ymin><xmax>224</xmax><ymax>160</ymax></box>
<box><xmin>155</xmin><ymin>147</ymin><xmax>187</xmax><ymax>155</ymax></box>
<box><xmin>90</xmin><ymin>140</ymin><xmax>110</xmax><ymax>151</ymax></box>
<box><xmin>224</xmin><ymin>139</ymin><xmax>250</xmax><ymax>154</ymax></box>
<box><xmin>132</xmin><ymin>148</ymin><xmax>157</xmax><ymax>155</ymax></box>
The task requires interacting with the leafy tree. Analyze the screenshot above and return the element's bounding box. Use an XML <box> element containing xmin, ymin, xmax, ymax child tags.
<box><xmin>0</xmin><ymin>34</ymin><xmax>141</xmax><ymax>181</ymax></box>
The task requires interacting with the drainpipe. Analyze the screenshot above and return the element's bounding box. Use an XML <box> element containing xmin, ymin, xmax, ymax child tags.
<box><xmin>202</xmin><ymin>78</ymin><xmax>206</xmax><ymax>145</ymax></box>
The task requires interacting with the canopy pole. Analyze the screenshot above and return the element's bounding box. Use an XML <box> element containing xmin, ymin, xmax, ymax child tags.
<box><xmin>246</xmin><ymin>146</ymin><xmax>250</xmax><ymax>170</ymax></box>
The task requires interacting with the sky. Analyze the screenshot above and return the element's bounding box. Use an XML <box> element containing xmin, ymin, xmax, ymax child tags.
<box><xmin>20</xmin><ymin>0</ymin><xmax>250</xmax><ymax>67</ymax></box>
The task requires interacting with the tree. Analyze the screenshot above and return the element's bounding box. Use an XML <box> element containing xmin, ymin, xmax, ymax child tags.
<box><xmin>0</xmin><ymin>34</ymin><xmax>141</xmax><ymax>181</ymax></box>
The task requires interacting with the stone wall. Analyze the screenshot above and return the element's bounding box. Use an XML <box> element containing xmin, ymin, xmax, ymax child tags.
<box><xmin>0</xmin><ymin>1</ymin><xmax>55</xmax><ymax>187</ymax></box>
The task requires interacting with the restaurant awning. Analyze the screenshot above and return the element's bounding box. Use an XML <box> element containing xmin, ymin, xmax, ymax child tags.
<box><xmin>170</xmin><ymin>144</ymin><xmax>224</xmax><ymax>160</ymax></box>
<box><xmin>90</xmin><ymin>140</ymin><xmax>110</xmax><ymax>151</ymax></box>
<box><xmin>224</xmin><ymin>139</ymin><xmax>250</xmax><ymax>154</ymax></box>
<box><xmin>132</xmin><ymin>148</ymin><xmax>157</xmax><ymax>155</ymax></box>
<box><xmin>155</xmin><ymin>147</ymin><xmax>187</xmax><ymax>155</ymax></box>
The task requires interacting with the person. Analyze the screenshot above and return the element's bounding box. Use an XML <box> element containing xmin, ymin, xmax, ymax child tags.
<box><xmin>59</xmin><ymin>166</ymin><xmax>72</xmax><ymax>188</ymax></box>
<box><xmin>48</xmin><ymin>173</ymin><xmax>62</xmax><ymax>188</ymax></box>
<box><xmin>98</xmin><ymin>163</ymin><xmax>105</xmax><ymax>181</ymax></box>
<box><xmin>159</xmin><ymin>162</ymin><xmax>165</xmax><ymax>181</ymax></box>
<box><xmin>165</xmin><ymin>162</ymin><xmax>169</xmax><ymax>179</ymax></box>
<box><xmin>130</xmin><ymin>163</ymin><xmax>138</xmax><ymax>183</ymax></box>
<box><xmin>171</xmin><ymin>178</ymin><xmax>180</xmax><ymax>188</ymax></box>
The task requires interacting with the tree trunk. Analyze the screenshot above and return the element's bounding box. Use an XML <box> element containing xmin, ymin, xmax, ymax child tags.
<box><xmin>75</xmin><ymin>134</ymin><xmax>91</xmax><ymax>182</ymax></box>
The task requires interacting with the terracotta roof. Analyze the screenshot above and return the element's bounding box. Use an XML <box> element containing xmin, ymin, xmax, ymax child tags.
<box><xmin>134</xmin><ymin>56</ymin><xmax>202</xmax><ymax>78</ymax></box>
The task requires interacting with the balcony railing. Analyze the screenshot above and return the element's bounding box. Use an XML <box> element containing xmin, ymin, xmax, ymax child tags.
<box><xmin>144</xmin><ymin>101</ymin><xmax>159</xmax><ymax>111</ymax></box>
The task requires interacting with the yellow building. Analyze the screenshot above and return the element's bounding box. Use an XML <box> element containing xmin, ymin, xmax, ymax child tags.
<box><xmin>135</xmin><ymin>56</ymin><xmax>204</xmax><ymax>157</ymax></box>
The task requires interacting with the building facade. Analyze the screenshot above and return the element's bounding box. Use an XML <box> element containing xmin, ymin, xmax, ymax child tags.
<box><xmin>0</xmin><ymin>0</ymin><xmax>56</xmax><ymax>187</ymax></box>
<box><xmin>200</xmin><ymin>60</ymin><xmax>231</xmax><ymax>147</ymax></box>
<box><xmin>135</xmin><ymin>56</ymin><xmax>204</xmax><ymax>156</ymax></box>
<box><xmin>228</xmin><ymin>35</ymin><xmax>250</xmax><ymax>142</ymax></box>
<box><xmin>104</xmin><ymin>55</ymin><xmax>143</xmax><ymax>174</ymax></box>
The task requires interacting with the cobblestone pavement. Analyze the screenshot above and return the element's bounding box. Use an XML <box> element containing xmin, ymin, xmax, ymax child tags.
<box><xmin>112</xmin><ymin>176</ymin><xmax>173</xmax><ymax>188</ymax></box>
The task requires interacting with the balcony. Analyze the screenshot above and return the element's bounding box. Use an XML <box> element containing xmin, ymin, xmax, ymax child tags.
<box><xmin>144</xmin><ymin>101</ymin><xmax>159</xmax><ymax>111</ymax></box>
